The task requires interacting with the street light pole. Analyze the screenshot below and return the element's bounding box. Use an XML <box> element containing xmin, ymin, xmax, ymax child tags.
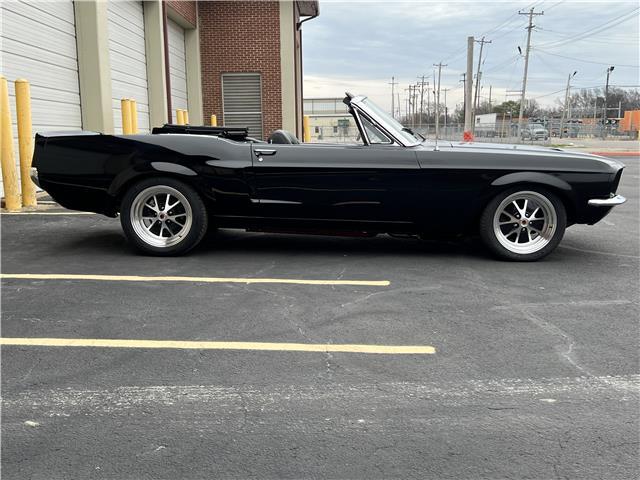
<box><xmin>559</xmin><ymin>71</ymin><xmax>577</xmax><ymax>139</ymax></box>
<box><xmin>602</xmin><ymin>65</ymin><xmax>614</xmax><ymax>139</ymax></box>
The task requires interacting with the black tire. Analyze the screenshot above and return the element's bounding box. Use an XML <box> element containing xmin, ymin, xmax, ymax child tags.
<box><xmin>120</xmin><ymin>177</ymin><xmax>208</xmax><ymax>256</ymax></box>
<box><xmin>479</xmin><ymin>186</ymin><xmax>567</xmax><ymax>261</ymax></box>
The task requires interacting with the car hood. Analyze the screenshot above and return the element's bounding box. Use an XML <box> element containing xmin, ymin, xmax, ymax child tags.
<box><xmin>413</xmin><ymin>140</ymin><xmax>624</xmax><ymax>173</ymax></box>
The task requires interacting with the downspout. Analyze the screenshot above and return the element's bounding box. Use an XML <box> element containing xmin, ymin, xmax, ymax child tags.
<box><xmin>162</xmin><ymin>2</ymin><xmax>173</xmax><ymax>123</ymax></box>
<box><xmin>296</xmin><ymin>7</ymin><xmax>319</xmax><ymax>137</ymax></box>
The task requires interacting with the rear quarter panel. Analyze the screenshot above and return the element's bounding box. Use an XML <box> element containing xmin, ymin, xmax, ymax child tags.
<box><xmin>34</xmin><ymin>133</ymin><xmax>254</xmax><ymax>216</ymax></box>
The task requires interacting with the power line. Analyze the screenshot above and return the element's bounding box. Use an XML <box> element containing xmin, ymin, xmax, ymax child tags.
<box><xmin>536</xmin><ymin>7</ymin><xmax>639</xmax><ymax>49</ymax></box>
<box><xmin>535</xmin><ymin>50</ymin><xmax>639</xmax><ymax>68</ymax></box>
<box><xmin>440</xmin><ymin>1</ymin><xmax>539</xmax><ymax>65</ymax></box>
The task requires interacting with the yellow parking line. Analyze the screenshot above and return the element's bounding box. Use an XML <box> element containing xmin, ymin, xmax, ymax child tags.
<box><xmin>1</xmin><ymin>211</ymin><xmax>95</xmax><ymax>215</ymax></box>
<box><xmin>0</xmin><ymin>337</ymin><xmax>435</xmax><ymax>355</ymax></box>
<box><xmin>0</xmin><ymin>273</ymin><xmax>390</xmax><ymax>287</ymax></box>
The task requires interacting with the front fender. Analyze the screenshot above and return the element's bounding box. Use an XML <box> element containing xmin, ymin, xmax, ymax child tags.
<box><xmin>489</xmin><ymin>171</ymin><xmax>579</xmax><ymax>223</ymax></box>
<box><xmin>490</xmin><ymin>171</ymin><xmax>572</xmax><ymax>192</ymax></box>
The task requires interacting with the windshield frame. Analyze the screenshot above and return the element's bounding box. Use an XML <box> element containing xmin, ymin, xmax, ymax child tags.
<box><xmin>349</xmin><ymin>95</ymin><xmax>421</xmax><ymax>147</ymax></box>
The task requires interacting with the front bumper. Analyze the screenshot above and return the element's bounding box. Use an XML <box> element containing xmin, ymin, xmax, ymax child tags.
<box><xmin>588</xmin><ymin>194</ymin><xmax>627</xmax><ymax>207</ymax></box>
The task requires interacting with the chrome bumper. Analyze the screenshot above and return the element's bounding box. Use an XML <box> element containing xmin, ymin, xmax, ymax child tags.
<box><xmin>30</xmin><ymin>167</ymin><xmax>40</xmax><ymax>188</ymax></box>
<box><xmin>588</xmin><ymin>194</ymin><xmax>626</xmax><ymax>207</ymax></box>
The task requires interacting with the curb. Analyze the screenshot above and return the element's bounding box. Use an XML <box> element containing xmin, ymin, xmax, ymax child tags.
<box><xmin>587</xmin><ymin>151</ymin><xmax>640</xmax><ymax>157</ymax></box>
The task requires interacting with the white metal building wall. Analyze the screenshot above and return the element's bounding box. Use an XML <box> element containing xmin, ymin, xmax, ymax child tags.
<box><xmin>0</xmin><ymin>0</ymin><xmax>81</xmax><ymax>193</ymax></box>
<box><xmin>167</xmin><ymin>18</ymin><xmax>188</xmax><ymax>117</ymax></box>
<box><xmin>107</xmin><ymin>1</ymin><xmax>150</xmax><ymax>134</ymax></box>
<box><xmin>0</xmin><ymin>0</ymin><xmax>82</xmax><ymax>132</ymax></box>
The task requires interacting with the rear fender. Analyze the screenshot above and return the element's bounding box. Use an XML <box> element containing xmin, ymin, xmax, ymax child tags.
<box><xmin>107</xmin><ymin>163</ymin><xmax>198</xmax><ymax>197</ymax></box>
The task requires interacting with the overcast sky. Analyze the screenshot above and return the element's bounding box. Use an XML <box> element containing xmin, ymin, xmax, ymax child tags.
<box><xmin>302</xmin><ymin>0</ymin><xmax>640</xmax><ymax>113</ymax></box>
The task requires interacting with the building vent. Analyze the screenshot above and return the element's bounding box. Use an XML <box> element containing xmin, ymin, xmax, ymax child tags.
<box><xmin>222</xmin><ymin>73</ymin><xmax>263</xmax><ymax>139</ymax></box>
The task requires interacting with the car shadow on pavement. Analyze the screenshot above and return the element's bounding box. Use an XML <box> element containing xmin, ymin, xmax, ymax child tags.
<box><xmin>198</xmin><ymin>229</ymin><xmax>490</xmax><ymax>259</ymax></box>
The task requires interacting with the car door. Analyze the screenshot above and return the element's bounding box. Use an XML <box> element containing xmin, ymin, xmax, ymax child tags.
<box><xmin>249</xmin><ymin>142</ymin><xmax>422</xmax><ymax>225</ymax></box>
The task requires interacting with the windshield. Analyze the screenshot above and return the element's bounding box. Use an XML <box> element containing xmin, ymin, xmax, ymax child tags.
<box><xmin>358</xmin><ymin>97</ymin><xmax>421</xmax><ymax>146</ymax></box>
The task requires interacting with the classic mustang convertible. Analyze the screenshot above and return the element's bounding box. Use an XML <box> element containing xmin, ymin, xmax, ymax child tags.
<box><xmin>31</xmin><ymin>93</ymin><xmax>626</xmax><ymax>261</ymax></box>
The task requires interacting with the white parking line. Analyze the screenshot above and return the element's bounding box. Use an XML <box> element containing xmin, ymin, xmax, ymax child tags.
<box><xmin>0</xmin><ymin>337</ymin><xmax>435</xmax><ymax>355</ymax></box>
<box><xmin>0</xmin><ymin>273</ymin><xmax>391</xmax><ymax>287</ymax></box>
<box><xmin>1</xmin><ymin>211</ymin><xmax>95</xmax><ymax>215</ymax></box>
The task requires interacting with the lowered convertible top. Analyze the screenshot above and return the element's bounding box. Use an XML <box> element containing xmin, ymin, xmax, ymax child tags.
<box><xmin>152</xmin><ymin>124</ymin><xmax>249</xmax><ymax>141</ymax></box>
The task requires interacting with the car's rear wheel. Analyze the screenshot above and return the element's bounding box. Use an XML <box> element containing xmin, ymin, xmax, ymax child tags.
<box><xmin>120</xmin><ymin>177</ymin><xmax>208</xmax><ymax>256</ymax></box>
<box><xmin>480</xmin><ymin>187</ymin><xmax>566</xmax><ymax>261</ymax></box>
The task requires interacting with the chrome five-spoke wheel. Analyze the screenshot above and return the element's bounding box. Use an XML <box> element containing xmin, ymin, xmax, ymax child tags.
<box><xmin>480</xmin><ymin>187</ymin><xmax>567</xmax><ymax>261</ymax></box>
<box><xmin>120</xmin><ymin>178</ymin><xmax>208</xmax><ymax>256</ymax></box>
<box><xmin>131</xmin><ymin>186</ymin><xmax>193</xmax><ymax>248</ymax></box>
<box><xmin>493</xmin><ymin>191</ymin><xmax>557</xmax><ymax>255</ymax></box>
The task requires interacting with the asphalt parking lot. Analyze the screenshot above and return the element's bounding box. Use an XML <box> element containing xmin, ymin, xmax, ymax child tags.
<box><xmin>1</xmin><ymin>156</ymin><xmax>639</xmax><ymax>479</ymax></box>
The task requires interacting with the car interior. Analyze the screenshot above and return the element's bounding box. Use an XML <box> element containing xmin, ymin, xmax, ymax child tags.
<box><xmin>268</xmin><ymin>129</ymin><xmax>301</xmax><ymax>144</ymax></box>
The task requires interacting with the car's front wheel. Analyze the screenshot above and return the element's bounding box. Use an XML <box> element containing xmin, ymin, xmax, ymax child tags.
<box><xmin>120</xmin><ymin>177</ymin><xmax>208</xmax><ymax>256</ymax></box>
<box><xmin>479</xmin><ymin>187</ymin><xmax>566</xmax><ymax>261</ymax></box>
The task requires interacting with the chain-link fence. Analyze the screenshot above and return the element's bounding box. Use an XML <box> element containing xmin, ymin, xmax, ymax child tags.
<box><xmin>414</xmin><ymin>122</ymin><xmax>638</xmax><ymax>144</ymax></box>
<box><xmin>311</xmin><ymin>123</ymin><xmax>638</xmax><ymax>145</ymax></box>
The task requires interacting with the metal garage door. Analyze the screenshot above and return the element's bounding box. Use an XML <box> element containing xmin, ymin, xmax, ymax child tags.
<box><xmin>0</xmin><ymin>0</ymin><xmax>81</xmax><ymax>193</ymax></box>
<box><xmin>108</xmin><ymin>1</ymin><xmax>150</xmax><ymax>134</ymax></box>
<box><xmin>222</xmin><ymin>73</ymin><xmax>263</xmax><ymax>139</ymax></box>
<box><xmin>167</xmin><ymin>18</ymin><xmax>188</xmax><ymax>118</ymax></box>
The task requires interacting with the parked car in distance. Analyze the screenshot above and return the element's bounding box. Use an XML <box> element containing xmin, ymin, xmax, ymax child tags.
<box><xmin>31</xmin><ymin>93</ymin><xmax>626</xmax><ymax>261</ymax></box>
<box><xmin>521</xmin><ymin>123</ymin><xmax>549</xmax><ymax>140</ymax></box>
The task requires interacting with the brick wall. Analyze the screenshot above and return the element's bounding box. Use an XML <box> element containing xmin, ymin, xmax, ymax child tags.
<box><xmin>198</xmin><ymin>1</ymin><xmax>282</xmax><ymax>138</ymax></box>
<box><xmin>166</xmin><ymin>0</ymin><xmax>197</xmax><ymax>26</ymax></box>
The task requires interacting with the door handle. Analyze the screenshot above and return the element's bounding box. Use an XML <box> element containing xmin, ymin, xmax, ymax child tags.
<box><xmin>254</xmin><ymin>148</ymin><xmax>276</xmax><ymax>156</ymax></box>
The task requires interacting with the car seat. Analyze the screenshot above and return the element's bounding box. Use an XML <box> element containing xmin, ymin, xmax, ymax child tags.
<box><xmin>268</xmin><ymin>130</ymin><xmax>300</xmax><ymax>144</ymax></box>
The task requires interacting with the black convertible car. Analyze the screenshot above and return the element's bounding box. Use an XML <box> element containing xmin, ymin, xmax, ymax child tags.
<box><xmin>31</xmin><ymin>93</ymin><xmax>626</xmax><ymax>261</ymax></box>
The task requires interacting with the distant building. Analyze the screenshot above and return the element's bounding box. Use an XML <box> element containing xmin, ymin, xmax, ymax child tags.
<box><xmin>303</xmin><ymin>97</ymin><xmax>357</xmax><ymax>142</ymax></box>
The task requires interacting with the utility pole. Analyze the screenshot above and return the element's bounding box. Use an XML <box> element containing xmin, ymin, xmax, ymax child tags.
<box><xmin>460</xmin><ymin>73</ymin><xmax>466</xmax><ymax>124</ymax></box>
<box><xmin>473</xmin><ymin>37</ymin><xmax>492</xmax><ymax>132</ymax></box>
<box><xmin>411</xmin><ymin>84</ymin><xmax>416</xmax><ymax>128</ymax></box>
<box><xmin>389</xmin><ymin>76</ymin><xmax>398</xmax><ymax>119</ymax></box>
<box><xmin>560</xmin><ymin>71</ymin><xmax>577</xmax><ymax>139</ymax></box>
<box><xmin>405</xmin><ymin>85</ymin><xmax>415</xmax><ymax>128</ymax></box>
<box><xmin>443</xmin><ymin>88</ymin><xmax>450</xmax><ymax>134</ymax></box>
<box><xmin>488</xmin><ymin>85</ymin><xmax>492</xmax><ymax>110</ymax></box>
<box><xmin>417</xmin><ymin>75</ymin><xmax>428</xmax><ymax>131</ymax></box>
<box><xmin>517</xmin><ymin>7</ymin><xmax>544</xmax><ymax>137</ymax></box>
<box><xmin>602</xmin><ymin>65</ymin><xmax>614</xmax><ymax>139</ymax></box>
<box><xmin>434</xmin><ymin>62</ymin><xmax>447</xmax><ymax>144</ymax></box>
<box><xmin>464</xmin><ymin>36</ymin><xmax>474</xmax><ymax>141</ymax></box>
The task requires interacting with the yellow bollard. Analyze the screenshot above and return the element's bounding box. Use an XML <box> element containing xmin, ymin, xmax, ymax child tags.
<box><xmin>121</xmin><ymin>98</ymin><xmax>132</xmax><ymax>134</ymax></box>
<box><xmin>303</xmin><ymin>115</ymin><xmax>311</xmax><ymax>143</ymax></box>
<box><xmin>211</xmin><ymin>114</ymin><xmax>217</xmax><ymax>127</ymax></box>
<box><xmin>176</xmin><ymin>109</ymin><xmax>185</xmax><ymax>125</ymax></box>
<box><xmin>183</xmin><ymin>110</ymin><xmax>189</xmax><ymax>125</ymax></box>
<box><xmin>129</xmin><ymin>99</ymin><xmax>138</xmax><ymax>134</ymax></box>
<box><xmin>15</xmin><ymin>79</ymin><xmax>36</xmax><ymax>208</ymax></box>
<box><xmin>0</xmin><ymin>76</ymin><xmax>21</xmax><ymax>211</ymax></box>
